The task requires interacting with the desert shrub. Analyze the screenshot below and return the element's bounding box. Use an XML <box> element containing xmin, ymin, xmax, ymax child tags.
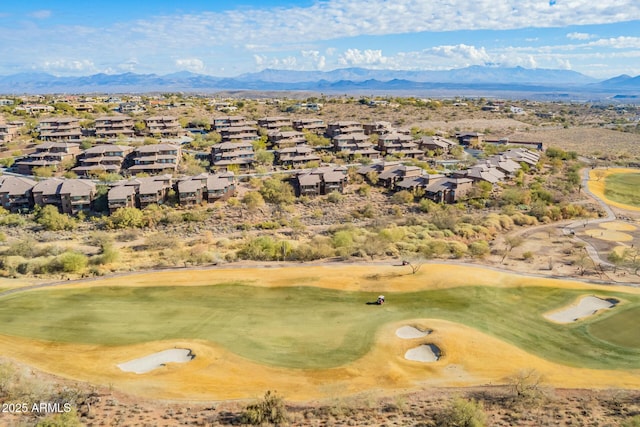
<box><xmin>378</xmin><ymin>226</ymin><xmax>407</xmax><ymax>243</ymax></box>
<box><xmin>511</xmin><ymin>212</ymin><xmax>538</xmax><ymax>226</ymax></box>
<box><xmin>392</xmin><ymin>190</ymin><xmax>414</xmax><ymax>204</ymax></box>
<box><xmin>242</xmin><ymin>191</ymin><xmax>265</xmax><ymax>211</ymax></box>
<box><xmin>256</xmin><ymin>221</ymin><xmax>281</xmax><ymax>230</ymax></box>
<box><xmin>326</xmin><ymin>191</ymin><xmax>343</xmax><ymax>203</ymax></box>
<box><xmin>0</xmin><ymin>212</ymin><xmax>26</xmax><ymax>227</ymax></box>
<box><xmin>36</xmin><ymin>408</ymin><xmax>82</xmax><ymax>427</ymax></box>
<box><xmin>418</xmin><ymin>198</ymin><xmax>437</xmax><ymax>213</ymax></box>
<box><xmin>332</xmin><ymin>230</ymin><xmax>354</xmax><ymax>249</ymax></box>
<box><xmin>241</xmin><ymin>390</ymin><xmax>289</xmax><ymax>426</ymax></box>
<box><xmin>435</xmin><ymin>397</ymin><xmax>486</xmax><ymax>427</ymax></box>
<box><xmin>92</xmin><ymin>243</ymin><xmax>120</xmax><ymax>265</ymax></box>
<box><xmin>144</xmin><ymin>233</ymin><xmax>175</xmax><ymax>250</ymax></box>
<box><xmin>357</xmin><ymin>184</ymin><xmax>371</xmax><ymax>196</ymax></box>
<box><xmin>448</xmin><ymin>241</ymin><xmax>468</xmax><ymax>258</ymax></box>
<box><xmin>51</xmin><ymin>252</ymin><xmax>88</xmax><ymax>273</ymax></box>
<box><xmin>35</xmin><ymin>205</ymin><xmax>76</xmax><ymax>231</ymax></box>
<box><xmin>116</xmin><ymin>229</ymin><xmax>141</xmax><ymax>242</ymax></box>
<box><xmin>622</xmin><ymin>416</ymin><xmax>640</xmax><ymax>427</ymax></box>
<box><xmin>237</xmin><ymin>236</ymin><xmax>277</xmax><ymax>261</ymax></box>
<box><xmin>497</xmin><ymin>214</ymin><xmax>514</xmax><ymax>230</ymax></box>
<box><xmin>508</xmin><ymin>369</ymin><xmax>548</xmax><ymax>404</ymax></box>
<box><xmin>109</xmin><ymin>207</ymin><xmax>144</xmax><ymax>228</ymax></box>
<box><xmin>468</xmin><ymin>241</ymin><xmax>490</xmax><ymax>258</ymax></box>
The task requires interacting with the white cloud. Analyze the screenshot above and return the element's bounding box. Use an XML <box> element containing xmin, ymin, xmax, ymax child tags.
<box><xmin>29</xmin><ymin>10</ymin><xmax>52</xmax><ymax>19</ymax></box>
<box><xmin>567</xmin><ymin>32</ymin><xmax>595</xmax><ymax>40</ymax></box>
<box><xmin>42</xmin><ymin>59</ymin><xmax>95</xmax><ymax>73</ymax></box>
<box><xmin>425</xmin><ymin>44</ymin><xmax>491</xmax><ymax>63</ymax></box>
<box><xmin>338</xmin><ymin>49</ymin><xmax>388</xmax><ymax>66</ymax></box>
<box><xmin>587</xmin><ymin>36</ymin><xmax>640</xmax><ymax>49</ymax></box>
<box><xmin>175</xmin><ymin>58</ymin><xmax>205</xmax><ymax>73</ymax></box>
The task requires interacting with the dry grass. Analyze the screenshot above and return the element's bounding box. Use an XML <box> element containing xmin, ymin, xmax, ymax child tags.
<box><xmin>509</xmin><ymin>127</ymin><xmax>640</xmax><ymax>158</ymax></box>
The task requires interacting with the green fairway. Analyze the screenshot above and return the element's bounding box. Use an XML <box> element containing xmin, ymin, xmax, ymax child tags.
<box><xmin>0</xmin><ymin>284</ymin><xmax>639</xmax><ymax>369</ymax></box>
<box><xmin>604</xmin><ymin>173</ymin><xmax>640</xmax><ymax>207</ymax></box>
<box><xmin>588</xmin><ymin>306</ymin><xmax>640</xmax><ymax>349</ymax></box>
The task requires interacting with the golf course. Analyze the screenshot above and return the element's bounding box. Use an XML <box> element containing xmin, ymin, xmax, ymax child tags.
<box><xmin>0</xmin><ymin>264</ymin><xmax>639</xmax><ymax>400</ymax></box>
<box><xmin>589</xmin><ymin>168</ymin><xmax>640</xmax><ymax>211</ymax></box>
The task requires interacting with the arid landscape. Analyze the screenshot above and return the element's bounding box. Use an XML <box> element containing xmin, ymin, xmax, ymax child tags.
<box><xmin>1</xmin><ymin>95</ymin><xmax>640</xmax><ymax>426</ymax></box>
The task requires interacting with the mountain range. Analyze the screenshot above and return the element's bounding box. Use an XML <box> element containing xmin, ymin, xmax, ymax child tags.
<box><xmin>0</xmin><ymin>66</ymin><xmax>638</xmax><ymax>99</ymax></box>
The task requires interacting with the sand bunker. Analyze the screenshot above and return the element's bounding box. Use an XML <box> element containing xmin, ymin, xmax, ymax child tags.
<box><xmin>600</xmin><ymin>222</ymin><xmax>637</xmax><ymax>232</ymax></box>
<box><xmin>584</xmin><ymin>229</ymin><xmax>633</xmax><ymax>242</ymax></box>
<box><xmin>544</xmin><ymin>296</ymin><xmax>618</xmax><ymax>324</ymax></box>
<box><xmin>404</xmin><ymin>344</ymin><xmax>441</xmax><ymax>362</ymax></box>
<box><xmin>117</xmin><ymin>349</ymin><xmax>195</xmax><ymax>374</ymax></box>
<box><xmin>396</xmin><ymin>326</ymin><xmax>431</xmax><ymax>339</ymax></box>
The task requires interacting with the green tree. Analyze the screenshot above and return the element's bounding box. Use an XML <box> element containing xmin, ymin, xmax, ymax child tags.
<box><xmin>109</xmin><ymin>207</ymin><xmax>144</xmax><ymax>228</ymax></box>
<box><xmin>254</xmin><ymin>149</ymin><xmax>275</xmax><ymax>166</ymax></box>
<box><xmin>35</xmin><ymin>205</ymin><xmax>76</xmax><ymax>231</ymax></box>
<box><xmin>260</xmin><ymin>175</ymin><xmax>295</xmax><ymax>205</ymax></box>
<box><xmin>55</xmin><ymin>251</ymin><xmax>89</xmax><ymax>273</ymax></box>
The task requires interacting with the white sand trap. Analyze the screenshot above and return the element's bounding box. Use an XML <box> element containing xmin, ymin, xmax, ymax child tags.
<box><xmin>404</xmin><ymin>344</ymin><xmax>441</xmax><ymax>362</ymax></box>
<box><xmin>396</xmin><ymin>326</ymin><xmax>431</xmax><ymax>339</ymax></box>
<box><xmin>544</xmin><ymin>296</ymin><xmax>618</xmax><ymax>324</ymax></box>
<box><xmin>117</xmin><ymin>349</ymin><xmax>195</xmax><ymax>374</ymax></box>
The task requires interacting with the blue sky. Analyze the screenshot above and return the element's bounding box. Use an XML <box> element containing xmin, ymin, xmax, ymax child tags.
<box><xmin>1</xmin><ymin>0</ymin><xmax>639</xmax><ymax>79</ymax></box>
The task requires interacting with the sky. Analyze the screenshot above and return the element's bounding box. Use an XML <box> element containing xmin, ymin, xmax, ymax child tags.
<box><xmin>1</xmin><ymin>0</ymin><xmax>639</xmax><ymax>79</ymax></box>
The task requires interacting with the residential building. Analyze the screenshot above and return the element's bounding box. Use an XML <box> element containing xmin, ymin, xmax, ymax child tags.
<box><xmin>72</xmin><ymin>144</ymin><xmax>133</xmax><ymax>177</ymax></box>
<box><xmin>118</xmin><ymin>102</ymin><xmax>146</xmax><ymax>114</ymax></box>
<box><xmin>32</xmin><ymin>178</ymin><xmax>96</xmax><ymax>214</ymax></box>
<box><xmin>205</xmin><ymin>172</ymin><xmax>236</xmax><ymax>201</ymax></box>
<box><xmin>211</xmin><ymin>141</ymin><xmax>255</xmax><ymax>170</ymax></box>
<box><xmin>177</xmin><ymin>178</ymin><xmax>205</xmax><ymax>206</ymax></box>
<box><xmin>292</xmin><ymin>118</ymin><xmax>325</xmax><ymax>134</ymax></box>
<box><xmin>502</xmin><ymin>148</ymin><xmax>541</xmax><ymax>166</ymax></box>
<box><xmin>176</xmin><ymin>172</ymin><xmax>236</xmax><ymax>205</ymax></box>
<box><xmin>258</xmin><ymin>116</ymin><xmax>292</xmax><ymax>130</ymax></box>
<box><xmin>458</xmin><ymin>164</ymin><xmax>506</xmax><ymax>184</ymax></box>
<box><xmin>94</xmin><ymin>115</ymin><xmax>135</xmax><ymax>139</ymax></box>
<box><xmin>326</xmin><ymin>121</ymin><xmax>364</xmax><ymax>138</ymax></box>
<box><xmin>0</xmin><ymin>99</ymin><xmax>14</xmax><ymax>106</ymax></box>
<box><xmin>455</xmin><ymin>132</ymin><xmax>485</xmax><ymax>147</ymax></box>
<box><xmin>275</xmin><ymin>145</ymin><xmax>321</xmax><ymax>168</ymax></box>
<box><xmin>107</xmin><ymin>185</ymin><xmax>136</xmax><ymax>214</ymax></box>
<box><xmin>364</xmin><ymin>121</ymin><xmax>394</xmax><ymax>135</ymax></box>
<box><xmin>423</xmin><ymin>177</ymin><xmax>474</xmax><ymax>204</ymax></box>
<box><xmin>220</xmin><ymin>125</ymin><xmax>259</xmax><ymax>143</ymax></box>
<box><xmin>294</xmin><ymin>166</ymin><xmax>348</xmax><ymax>196</ymax></box>
<box><xmin>377</xmin><ymin>133</ymin><xmax>423</xmax><ymax>158</ymax></box>
<box><xmin>0</xmin><ymin>121</ymin><xmax>20</xmax><ymax>143</ymax></box>
<box><xmin>15</xmin><ymin>142</ymin><xmax>81</xmax><ymax>175</ymax></box>
<box><xmin>267</xmin><ymin>130</ymin><xmax>306</xmax><ymax>148</ymax></box>
<box><xmin>332</xmin><ymin>134</ymin><xmax>380</xmax><ymax>159</ymax></box>
<box><xmin>127</xmin><ymin>144</ymin><xmax>181</xmax><ymax>175</ymax></box>
<box><xmin>0</xmin><ymin>176</ymin><xmax>36</xmax><ymax>212</ymax></box>
<box><xmin>110</xmin><ymin>175</ymin><xmax>173</xmax><ymax>209</ymax></box>
<box><xmin>13</xmin><ymin>104</ymin><xmax>54</xmax><ymax>115</ymax></box>
<box><xmin>144</xmin><ymin>116</ymin><xmax>182</xmax><ymax>137</ymax></box>
<box><xmin>212</xmin><ymin>116</ymin><xmax>253</xmax><ymax>131</ymax></box>
<box><xmin>38</xmin><ymin>118</ymin><xmax>82</xmax><ymax>142</ymax></box>
<box><xmin>419</xmin><ymin>136</ymin><xmax>458</xmax><ymax>153</ymax></box>
<box><xmin>482</xmin><ymin>155</ymin><xmax>522</xmax><ymax>177</ymax></box>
